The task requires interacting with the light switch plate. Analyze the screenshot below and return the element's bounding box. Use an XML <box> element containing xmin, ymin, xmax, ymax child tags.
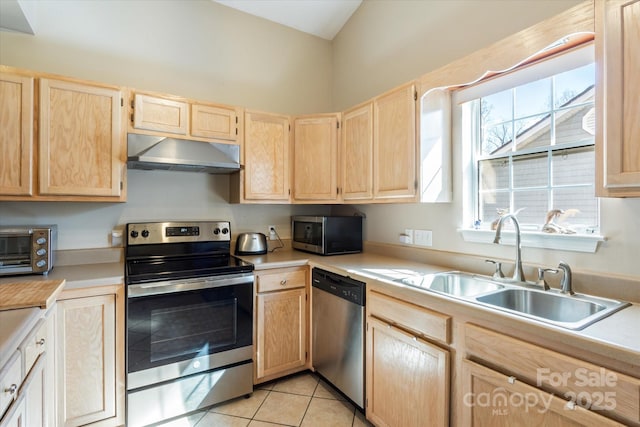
<box><xmin>414</xmin><ymin>229</ymin><xmax>433</xmax><ymax>247</ymax></box>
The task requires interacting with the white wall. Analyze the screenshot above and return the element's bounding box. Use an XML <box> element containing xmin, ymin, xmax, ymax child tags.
<box><xmin>0</xmin><ymin>0</ymin><xmax>333</xmax><ymax>114</ymax></box>
<box><xmin>0</xmin><ymin>171</ymin><xmax>328</xmax><ymax>249</ymax></box>
<box><xmin>332</xmin><ymin>0</ymin><xmax>640</xmax><ymax>278</ymax></box>
<box><xmin>0</xmin><ymin>0</ymin><xmax>333</xmax><ymax>249</ymax></box>
<box><xmin>332</xmin><ymin>0</ymin><xmax>583</xmax><ymax>110</ymax></box>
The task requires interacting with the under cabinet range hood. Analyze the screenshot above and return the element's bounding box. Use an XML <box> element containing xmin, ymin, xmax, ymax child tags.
<box><xmin>127</xmin><ymin>133</ymin><xmax>241</xmax><ymax>174</ymax></box>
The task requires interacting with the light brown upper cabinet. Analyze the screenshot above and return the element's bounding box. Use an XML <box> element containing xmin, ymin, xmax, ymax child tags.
<box><xmin>292</xmin><ymin>114</ymin><xmax>340</xmax><ymax>203</ymax></box>
<box><xmin>130</xmin><ymin>92</ymin><xmax>241</xmax><ymax>143</ymax></box>
<box><xmin>132</xmin><ymin>93</ymin><xmax>188</xmax><ymax>135</ymax></box>
<box><xmin>0</xmin><ymin>72</ymin><xmax>34</xmax><ymax>196</ymax></box>
<box><xmin>341</xmin><ymin>102</ymin><xmax>373</xmax><ymax>201</ymax></box>
<box><xmin>191</xmin><ymin>103</ymin><xmax>238</xmax><ymax>141</ymax></box>
<box><xmin>596</xmin><ymin>0</ymin><xmax>640</xmax><ymax>197</ymax></box>
<box><xmin>373</xmin><ymin>82</ymin><xmax>417</xmax><ymax>200</ymax></box>
<box><xmin>242</xmin><ymin>111</ymin><xmax>291</xmax><ymax>202</ymax></box>
<box><xmin>40</xmin><ymin>78</ymin><xmax>124</xmax><ymax>198</ymax></box>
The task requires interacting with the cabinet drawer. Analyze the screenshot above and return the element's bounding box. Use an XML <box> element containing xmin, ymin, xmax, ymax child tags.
<box><xmin>368</xmin><ymin>290</ymin><xmax>450</xmax><ymax>344</ymax></box>
<box><xmin>0</xmin><ymin>351</ymin><xmax>22</xmax><ymax>418</ymax></box>
<box><xmin>465</xmin><ymin>323</ymin><xmax>640</xmax><ymax>424</ymax></box>
<box><xmin>256</xmin><ymin>267</ymin><xmax>307</xmax><ymax>293</ymax></box>
<box><xmin>19</xmin><ymin>319</ymin><xmax>46</xmax><ymax>376</ymax></box>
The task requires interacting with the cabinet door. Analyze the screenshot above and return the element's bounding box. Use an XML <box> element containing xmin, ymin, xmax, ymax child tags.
<box><xmin>23</xmin><ymin>355</ymin><xmax>45</xmax><ymax>427</ymax></box>
<box><xmin>0</xmin><ymin>396</ymin><xmax>25</xmax><ymax>427</ymax></box>
<box><xmin>39</xmin><ymin>79</ymin><xmax>123</xmax><ymax>197</ymax></box>
<box><xmin>191</xmin><ymin>104</ymin><xmax>238</xmax><ymax>141</ymax></box>
<box><xmin>342</xmin><ymin>103</ymin><xmax>373</xmax><ymax>201</ymax></box>
<box><xmin>0</xmin><ymin>73</ymin><xmax>33</xmax><ymax>196</ymax></box>
<box><xmin>244</xmin><ymin>111</ymin><xmax>291</xmax><ymax>201</ymax></box>
<box><xmin>462</xmin><ymin>360</ymin><xmax>623</xmax><ymax>426</ymax></box>
<box><xmin>256</xmin><ymin>288</ymin><xmax>306</xmax><ymax>380</ymax></box>
<box><xmin>596</xmin><ymin>0</ymin><xmax>640</xmax><ymax>196</ymax></box>
<box><xmin>373</xmin><ymin>83</ymin><xmax>417</xmax><ymax>199</ymax></box>
<box><xmin>57</xmin><ymin>294</ymin><xmax>117</xmax><ymax>427</ymax></box>
<box><xmin>293</xmin><ymin>115</ymin><xmax>339</xmax><ymax>202</ymax></box>
<box><xmin>132</xmin><ymin>93</ymin><xmax>188</xmax><ymax>135</ymax></box>
<box><xmin>366</xmin><ymin>316</ymin><xmax>449</xmax><ymax>427</ymax></box>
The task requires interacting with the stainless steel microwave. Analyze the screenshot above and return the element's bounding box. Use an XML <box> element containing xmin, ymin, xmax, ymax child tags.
<box><xmin>0</xmin><ymin>226</ymin><xmax>57</xmax><ymax>276</ymax></box>
<box><xmin>291</xmin><ymin>216</ymin><xmax>363</xmax><ymax>255</ymax></box>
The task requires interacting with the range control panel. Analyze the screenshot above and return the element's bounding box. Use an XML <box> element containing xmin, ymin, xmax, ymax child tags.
<box><xmin>126</xmin><ymin>221</ymin><xmax>231</xmax><ymax>245</ymax></box>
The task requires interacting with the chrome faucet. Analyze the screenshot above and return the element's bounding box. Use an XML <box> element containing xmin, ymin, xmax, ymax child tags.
<box><xmin>493</xmin><ymin>213</ymin><xmax>526</xmax><ymax>282</ymax></box>
<box><xmin>558</xmin><ymin>262</ymin><xmax>574</xmax><ymax>295</ymax></box>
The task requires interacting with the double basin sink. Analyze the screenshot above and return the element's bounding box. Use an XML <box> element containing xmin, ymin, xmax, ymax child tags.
<box><xmin>396</xmin><ymin>272</ymin><xmax>630</xmax><ymax>330</ymax></box>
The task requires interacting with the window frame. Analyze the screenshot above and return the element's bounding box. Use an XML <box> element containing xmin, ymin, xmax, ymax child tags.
<box><xmin>454</xmin><ymin>42</ymin><xmax>605</xmax><ymax>253</ymax></box>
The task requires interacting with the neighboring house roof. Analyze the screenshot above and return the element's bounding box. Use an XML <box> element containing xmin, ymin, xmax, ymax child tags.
<box><xmin>489</xmin><ymin>85</ymin><xmax>595</xmax><ymax>155</ymax></box>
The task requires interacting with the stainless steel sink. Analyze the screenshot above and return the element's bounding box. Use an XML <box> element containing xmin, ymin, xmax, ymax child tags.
<box><xmin>398</xmin><ymin>272</ymin><xmax>505</xmax><ymax>297</ymax></box>
<box><xmin>475</xmin><ymin>288</ymin><xmax>630</xmax><ymax>330</ymax></box>
<box><xmin>395</xmin><ymin>271</ymin><xmax>630</xmax><ymax>330</ymax></box>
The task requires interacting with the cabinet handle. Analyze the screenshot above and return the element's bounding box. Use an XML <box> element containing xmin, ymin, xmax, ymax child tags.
<box><xmin>4</xmin><ymin>384</ymin><xmax>17</xmax><ymax>395</ymax></box>
<box><xmin>280</xmin><ymin>279</ymin><xmax>287</xmax><ymax>286</ymax></box>
<box><xmin>37</xmin><ymin>338</ymin><xmax>46</xmax><ymax>346</ymax></box>
<box><xmin>507</xmin><ymin>376</ymin><xmax>516</xmax><ymax>384</ymax></box>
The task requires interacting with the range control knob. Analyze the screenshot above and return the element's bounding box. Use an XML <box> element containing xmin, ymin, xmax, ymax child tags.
<box><xmin>141</xmin><ymin>230</ymin><xmax>150</xmax><ymax>238</ymax></box>
<box><xmin>36</xmin><ymin>237</ymin><xmax>47</xmax><ymax>245</ymax></box>
<box><xmin>36</xmin><ymin>260</ymin><xmax>47</xmax><ymax>268</ymax></box>
<box><xmin>213</xmin><ymin>228</ymin><xmax>221</xmax><ymax>235</ymax></box>
<box><xmin>130</xmin><ymin>230</ymin><xmax>139</xmax><ymax>238</ymax></box>
<box><xmin>36</xmin><ymin>248</ymin><xmax>47</xmax><ymax>256</ymax></box>
<box><xmin>222</xmin><ymin>227</ymin><xmax>229</xmax><ymax>234</ymax></box>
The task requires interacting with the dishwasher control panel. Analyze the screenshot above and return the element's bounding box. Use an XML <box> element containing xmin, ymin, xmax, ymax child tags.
<box><xmin>312</xmin><ymin>268</ymin><xmax>365</xmax><ymax>306</ymax></box>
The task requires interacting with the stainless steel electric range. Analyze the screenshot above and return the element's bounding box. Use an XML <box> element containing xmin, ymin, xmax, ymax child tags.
<box><xmin>124</xmin><ymin>221</ymin><xmax>254</xmax><ymax>427</ymax></box>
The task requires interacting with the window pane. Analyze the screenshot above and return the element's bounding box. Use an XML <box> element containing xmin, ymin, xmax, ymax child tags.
<box><xmin>554</xmin><ymin>106</ymin><xmax>595</xmax><ymax>145</ymax></box>
<box><xmin>513</xmin><ymin>153</ymin><xmax>547</xmax><ymax>188</ymax></box>
<box><xmin>552</xmin><ymin>187</ymin><xmax>598</xmax><ymax>229</ymax></box>
<box><xmin>515</xmin><ymin>77</ymin><xmax>551</xmax><ymax>118</ymax></box>
<box><xmin>482</xmin><ymin>123</ymin><xmax>513</xmax><ymax>155</ymax></box>
<box><xmin>480</xmin><ymin>158</ymin><xmax>509</xmax><ymax>190</ymax></box>
<box><xmin>481</xmin><ymin>89</ymin><xmax>512</xmax><ymax>125</ymax></box>
<box><xmin>513</xmin><ymin>190</ymin><xmax>547</xmax><ymax>226</ymax></box>
<box><xmin>514</xmin><ymin>114</ymin><xmax>551</xmax><ymax>150</ymax></box>
<box><xmin>479</xmin><ymin>191</ymin><xmax>510</xmax><ymax>224</ymax></box>
<box><xmin>554</xmin><ymin>63</ymin><xmax>595</xmax><ymax>108</ymax></box>
<box><xmin>552</xmin><ymin>146</ymin><xmax>594</xmax><ymax>186</ymax></box>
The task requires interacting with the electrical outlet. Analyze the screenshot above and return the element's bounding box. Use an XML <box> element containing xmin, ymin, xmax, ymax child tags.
<box><xmin>268</xmin><ymin>225</ymin><xmax>277</xmax><ymax>240</ymax></box>
<box><xmin>414</xmin><ymin>229</ymin><xmax>433</xmax><ymax>247</ymax></box>
<box><xmin>400</xmin><ymin>229</ymin><xmax>414</xmax><ymax>245</ymax></box>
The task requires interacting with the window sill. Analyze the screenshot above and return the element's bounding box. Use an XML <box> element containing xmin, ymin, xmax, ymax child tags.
<box><xmin>458</xmin><ymin>228</ymin><xmax>605</xmax><ymax>253</ymax></box>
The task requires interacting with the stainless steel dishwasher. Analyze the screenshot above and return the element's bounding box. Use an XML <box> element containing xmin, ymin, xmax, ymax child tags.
<box><xmin>312</xmin><ymin>267</ymin><xmax>365</xmax><ymax>409</ymax></box>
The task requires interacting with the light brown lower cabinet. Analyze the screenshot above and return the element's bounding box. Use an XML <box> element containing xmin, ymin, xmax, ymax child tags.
<box><xmin>365</xmin><ymin>316</ymin><xmax>449</xmax><ymax>427</ymax></box>
<box><xmin>254</xmin><ymin>267</ymin><xmax>308</xmax><ymax>383</ymax></box>
<box><xmin>56</xmin><ymin>290</ymin><xmax>124</xmax><ymax>427</ymax></box>
<box><xmin>462</xmin><ymin>360</ymin><xmax>623</xmax><ymax>426</ymax></box>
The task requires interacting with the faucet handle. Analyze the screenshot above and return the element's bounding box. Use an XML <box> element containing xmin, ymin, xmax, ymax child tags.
<box><xmin>557</xmin><ymin>262</ymin><xmax>574</xmax><ymax>295</ymax></box>
<box><xmin>536</xmin><ymin>267</ymin><xmax>558</xmax><ymax>291</ymax></box>
<box><xmin>485</xmin><ymin>259</ymin><xmax>505</xmax><ymax>279</ymax></box>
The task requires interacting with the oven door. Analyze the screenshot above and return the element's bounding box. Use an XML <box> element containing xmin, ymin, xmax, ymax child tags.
<box><xmin>126</xmin><ymin>273</ymin><xmax>253</xmax><ymax>390</ymax></box>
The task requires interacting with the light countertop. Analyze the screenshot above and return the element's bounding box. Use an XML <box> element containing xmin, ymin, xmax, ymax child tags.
<box><xmin>1</xmin><ymin>248</ymin><xmax>638</xmax><ymax>376</ymax></box>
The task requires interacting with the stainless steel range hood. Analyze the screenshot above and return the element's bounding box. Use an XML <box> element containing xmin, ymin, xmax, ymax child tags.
<box><xmin>127</xmin><ymin>134</ymin><xmax>241</xmax><ymax>174</ymax></box>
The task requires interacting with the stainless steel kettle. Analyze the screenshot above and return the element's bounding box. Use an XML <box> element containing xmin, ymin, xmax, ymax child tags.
<box><xmin>235</xmin><ymin>232</ymin><xmax>268</xmax><ymax>255</ymax></box>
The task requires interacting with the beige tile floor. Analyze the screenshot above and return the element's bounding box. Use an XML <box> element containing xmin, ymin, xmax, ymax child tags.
<box><xmin>156</xmin><ymin>371</ymin><xmax>373</xmax><ymax>427</ymax></box>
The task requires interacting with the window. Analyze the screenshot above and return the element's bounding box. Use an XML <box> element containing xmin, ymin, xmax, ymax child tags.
<box><xmin>458</xmin><ymin>45</ymin><xmax>599</xmax><ymax>237</ymax></box>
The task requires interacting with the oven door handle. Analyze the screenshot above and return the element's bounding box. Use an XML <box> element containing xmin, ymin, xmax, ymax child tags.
<box><xmin>127</xmin><ymin>273</ymin><xmax>253</xmax><ymax>298</ymax></box>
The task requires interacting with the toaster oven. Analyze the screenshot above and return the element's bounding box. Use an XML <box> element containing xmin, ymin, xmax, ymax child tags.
<box><xmin>0</xmin><ymin>225</ymin><xmax>57</xmax><ymax>276</ymax></box>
